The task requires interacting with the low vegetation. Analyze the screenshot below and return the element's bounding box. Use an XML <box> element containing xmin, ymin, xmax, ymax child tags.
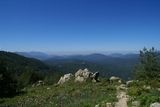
<box><xmin>127</xmin><ymin>80</ymin><xmax>160</xmax><ymax>107</ymax></box>
<box><xmin>0</xmin><ymin>79</ymin><xmax>117</xmax><ymax>107</ymax></box>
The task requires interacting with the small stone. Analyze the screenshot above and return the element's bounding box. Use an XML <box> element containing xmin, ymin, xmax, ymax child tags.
<box><xmin>132</xmin><ymin>101</ymin><xmax>140</xmax><ymax>107</ymax></box>
<box><xmin>47</xmin><ymin>87</ymin><xmax>50</xmax><ymax>90</ymax></box>
<box><xmin>106</xmin><ymin>102</ymin><xmax>113</xmax><ymax>107</ymax></box>
<box><xmin>95</xmin><ymin>104</ymin><xmax>100</xmax><ymax>107</ymax></box>
<box><xmin>150</xmin><ymin>102</ymin><xmax>160</xmax><ymax>107</ymax></box>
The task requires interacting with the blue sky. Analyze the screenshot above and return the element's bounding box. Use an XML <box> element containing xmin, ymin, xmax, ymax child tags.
<box><xmin>0</xmin><ymin>0</ymin><xmax>160</xmax><ymax>54</ymax></box>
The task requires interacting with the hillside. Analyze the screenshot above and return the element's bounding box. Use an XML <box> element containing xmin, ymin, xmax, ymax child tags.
<box><xmin>0</xmin><ymin>51</ymin><xmax>64</xmax><ymax>85</ymax></box>
<box><xmin>0</xmin><ymin>51</ymin><xmax>49</xmax><ymax>73</ymax></box>
<box><xmin>0</xmin><ymin>79</ymin><xmax>117</xmax><ymax>107</ymax></box>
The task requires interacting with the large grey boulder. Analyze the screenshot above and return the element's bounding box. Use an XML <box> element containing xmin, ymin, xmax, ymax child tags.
<box><xmin>75</xmin><ymin>68</ymin><xmax>92</xmax><ymax>79</ymax></box>
<box><xmin>58</xmin><ymin>73</ymin><xmax>73</xmax><ymax>84</ymax></box>
<box><xmin>150</xmin><ymin>102</ymin><xmax>160</xmax><ymax>107</ymax></box>
<box><xmin>75</xmin><ymin>68</ymin><xmax>99</xmax><ymax>82</ymax></box>
<box><xmin>75</xmin><ymin>68</ymin><xmax>93</xmax><ymax>82</ymax></box>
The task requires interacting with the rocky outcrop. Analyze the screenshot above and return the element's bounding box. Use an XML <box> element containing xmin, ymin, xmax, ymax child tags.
<box><xmin>58</xmin><ymin>73</ymin><xmax>73</xmax><ymax>84</ymax></box>
<box><xmin>57</xmin><ymin>68</ymin><xmax>100</xmax><ymax>84</ymax></box>
<box><xmin>75</xmin><ymin>68</ymin><xmax>92</xmax><ymax>80</ymax></box>
<box><xmin>150</xmin><ymin>102</ymin><xmax>160</xmax><ymax>107</ymax></box>
<box><xmin>75</xmin><ymin>68</ymin><xmax>99</xmax><ymax>82</ymax></box>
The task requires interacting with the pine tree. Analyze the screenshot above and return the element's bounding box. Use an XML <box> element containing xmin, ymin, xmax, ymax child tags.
<box><xmin>134</xmin><ymin>47</ymin><xmax>160</xmax><ymax>82</ymax></box>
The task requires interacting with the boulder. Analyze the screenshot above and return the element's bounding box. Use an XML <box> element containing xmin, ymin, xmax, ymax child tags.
<box><xmin>150</xmin><ymin>102</ymin><xmax>160</xmax><ymax>107</ymax></box>
<box><xmin>75</xmin><ymin>76</ymin><xmax>85</xmax><ymax>82</ymax></box>
<box><xmin>37</xmin><ymin>80</ymin><xmax>45</xmax><ymax>86</ymax></box>
<box><xmin>91</xmin><ymin>72</ymin><xmax>100</xmax><ymax>82</ymax></box>
<box><xmin>126</xmin><ymin>80</ymin><xmax>134</xmax><ymax>87</ymax></box>
<box><xmin>75</xmin><ymin>68</ymin><xmax>99</xmax><ymax>82</ymax></box>
<box><xmin>75</xmin><ymin>68</ymin><xmax>93</xmax><ymax>79</ymax></box>
<box><xmin>75</xmin><ymin>68</ymin><xmax>92</xmax><ymax>82</ymax></box>
<box><xmin>110</xmin><ymin>76</ymin><xmax>121</xmax><ymax>83</ymax></box>
<box><xmin>143</xmin><ymin>85</ymin><xmax>151</xmax><ymax>90</ymax></box>
<box><xmin>58</xmin><ymin>73</ymin><xmax>73</xmax><ymax>84</ymax></box>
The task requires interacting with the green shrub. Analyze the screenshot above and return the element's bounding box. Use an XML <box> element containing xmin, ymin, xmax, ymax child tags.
<box><xmin>138</xmin><ymin>91</ymin><xmax>160</xmax><ymax>106</ymax></box>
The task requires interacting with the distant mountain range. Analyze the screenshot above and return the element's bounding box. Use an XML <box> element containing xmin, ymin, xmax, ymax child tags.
<box><xmin>15</xmin><ymin>51</ymin><xmax>139</xmax><ymax>80</ymax></box>
<box><xmin>16</xmin><ymin>52</ymin><xmax>52</xmax><ymax>60</ymax></box>
<box><xmin>16</xmin><ymin>51</ymin><xmax>139</xmax><ymax>60</ymax></box>
<box><xmin>44</xmin><ymin>53</ymin><xmax>139</xmax><ymax>80</ymax></box>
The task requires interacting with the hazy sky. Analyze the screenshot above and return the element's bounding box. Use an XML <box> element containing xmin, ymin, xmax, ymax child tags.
<box><xmin>0</xmin><ymin>0</ymin><xmax>160</xmax><ymax>53</ymax></box>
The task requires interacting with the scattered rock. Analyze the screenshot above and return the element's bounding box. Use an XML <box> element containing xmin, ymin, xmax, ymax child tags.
<box><xmin>143</xmin><ymin>85</ymin><xmax>151</xmax><ymax>90</ymax></box>
<box><xmin>105</xmin><ymin>102</ymin><xmax>113</xmax><ymax>107</ymax></box>
<box><xmin>132</xmin><ymin>101</ymin><xmax>140</xmax><ymax>107</ymax></box>
<box><xmin>95</xmin><ymin>104</ymin><xmax>100</xmax><ymax>107</ymax></box>
<box><xmin>58</xmin><ymin>73</ymin><xmax>73</xmax><ymax>84</ymax></box>
<box><xmin>118</xmin><ymin>80</ymin><xmax>122</xmax><ymax>84</ymax></box>
<box><xmin>47</xmin><ymin>87</ymin><xmax>51</xmax><ymax>90</ymax></box>
<box><xmin>157</xmin><ymin>88</ymin><xmax>160</xmax><ymax>91</ymax></box>
<box><xmin>32</xmin><ymin>80</ymin><xmax>45</xmax><ymax>87</ymax></box>
<box><xmin>118</xmin><ymin>84</ymin><xmax>127</xmax><ymax>90</ymax></box>
<box><xmin>110</xmin><ymin>76</ymin><xmax>121</xmax><ymax>83</ymax></box>
<box><xmin>150</xmin><ymin>102</ymin><xmax>160</xmax><ymax>107</ymax></box>
<box><xmin>126</xmin><ymin>80</ymin><xmax>134</xmax><ymax>87</ymax></box>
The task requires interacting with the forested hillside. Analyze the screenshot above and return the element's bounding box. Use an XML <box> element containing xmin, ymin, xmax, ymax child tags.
<box><xmin>0</xmin><ymin>51</ymin><xmax>49</xmax><ymax>73</ymax></box>
<box><xmin>0</xmin><ymin>51</ymin><xmax>62</xmax><ymax>97</ymax></box>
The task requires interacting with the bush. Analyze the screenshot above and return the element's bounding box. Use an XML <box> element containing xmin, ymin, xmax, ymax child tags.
<box><xmin>138</xmin><ymin>90</ymin><xmax>160</xmax><ymax>106</ymax></box>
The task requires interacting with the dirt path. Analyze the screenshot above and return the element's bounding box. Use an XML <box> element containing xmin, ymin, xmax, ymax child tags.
<box><xmin>115</xmin><ymin>89</ymin><xmax>128</xmax><ymax>107</ymax></box>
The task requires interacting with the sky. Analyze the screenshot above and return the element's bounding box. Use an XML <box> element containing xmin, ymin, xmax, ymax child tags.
<box><xmin>0</xmin><ymin>0</ymin><xmax>160</xmax><ymax>54</ymax></box>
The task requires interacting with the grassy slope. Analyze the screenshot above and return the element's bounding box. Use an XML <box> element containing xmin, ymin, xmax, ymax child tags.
<box><xmin>0</xmin><ymin>79</ymin><xmax>117</xmax><ymax>107</ymax></box>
